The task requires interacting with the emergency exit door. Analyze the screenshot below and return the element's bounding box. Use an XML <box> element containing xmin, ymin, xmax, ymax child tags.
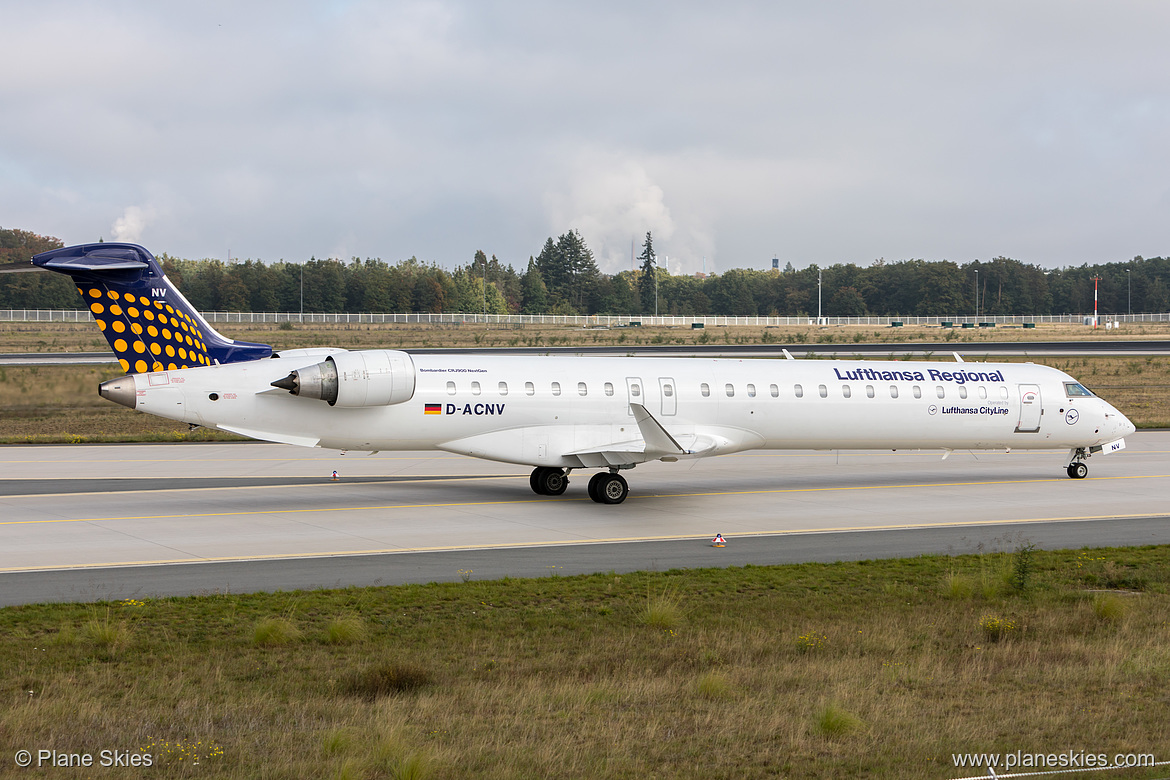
<box><xmin>659</xmin><ymin>377</ymin><xmax>676</xmax><ymax>416</ymax></box>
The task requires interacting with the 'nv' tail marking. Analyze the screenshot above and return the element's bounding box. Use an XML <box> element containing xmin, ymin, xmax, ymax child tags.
<box><xmin>33</xmin><ymin>243</ymin><xmax>272</xmax><ymax>374</ymax></box>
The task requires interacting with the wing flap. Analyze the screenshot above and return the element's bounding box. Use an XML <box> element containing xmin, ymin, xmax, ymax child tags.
<box><xmin>217</xmin><ymin>424</ymin><xmax>321</xmax><ymax>448</ymax></box>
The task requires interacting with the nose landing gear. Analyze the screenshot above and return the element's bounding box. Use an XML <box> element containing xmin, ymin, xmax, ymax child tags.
<box><xmin>1066</xmin><ymin>447</ymin><xmax>1089</xmax><ymax>479</ymax></box>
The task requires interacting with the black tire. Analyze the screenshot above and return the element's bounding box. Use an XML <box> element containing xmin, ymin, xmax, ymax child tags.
<box><xmin>599</xmin><ymin>473</ymin><xmax>629</xmax><ymax>505</ymax></box>
<box><xmin>587</xmin><ymin>472</ymin><xmax>606</xmax><ymax>503</ymax></box>
<box><xmin>1069</xmin><ymin>462</ymin><xmax>1088</xmax><ymax>479</ymax></box>
<box><xmin>539</xmin><ymin>468</ymin><xmax>569</xmax><ymax>495</ymax></box>
<box><xmin>530</xmin><ymin>467</ymin><xmax>546</xmax><ymax>495</ymax></box>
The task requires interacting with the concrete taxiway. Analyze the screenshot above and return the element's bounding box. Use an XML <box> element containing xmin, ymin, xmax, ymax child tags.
<box><xmin>1</xmin><ymin>434</ymin><xmax>1168</xmax><ymax>605</ymax></box>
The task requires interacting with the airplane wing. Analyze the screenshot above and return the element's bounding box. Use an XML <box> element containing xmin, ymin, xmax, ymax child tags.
<box><xmin>561</xmin><ymin>403</ymin><xmax>716</xmax><ymax>467</ymax></box>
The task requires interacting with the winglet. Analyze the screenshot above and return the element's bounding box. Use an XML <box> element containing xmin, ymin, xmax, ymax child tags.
<box><xmin>782</xmin><ymin>348</ymin><xmax>795</xmax><ymax>360</ymax></box>
<box><xmin>953</xmin><ymin>352</ymin><xmax>964</xmax><ymax>363</ymax></box>
<box><xmin>629</xmin><ymin>402</ymin><xmax>687</xmax><ymax>456</ymax></box>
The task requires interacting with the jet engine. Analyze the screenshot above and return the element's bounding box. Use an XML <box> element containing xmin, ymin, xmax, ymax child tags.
<box><xmin>271</xmin><ymin>350</ymin><xmax>416</xmax><ymax>407</ymax></box>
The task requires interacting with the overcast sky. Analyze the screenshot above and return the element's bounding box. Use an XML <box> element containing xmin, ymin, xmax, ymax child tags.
<box><xmin>3</xmin><ymin>1</ymin><xmax>1169</xmax><ymax>274</ymax></box>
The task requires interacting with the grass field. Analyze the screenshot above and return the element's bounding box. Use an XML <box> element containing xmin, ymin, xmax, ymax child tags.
<box><xmin>2</xmin><ymin>319</ymin><xmax>1170</xmax><ymax>355</ymax></box>
<box><xmin>2</xmin><ymin>546</ymin><xmax>1168</xmax><ymax>778</ymax></box>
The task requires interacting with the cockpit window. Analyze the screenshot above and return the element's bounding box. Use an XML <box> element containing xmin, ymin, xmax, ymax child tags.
<box><xmin>1064</xmin><ymin>382</ymin><xmax>1094</xmax><ymax>398</ymax></box>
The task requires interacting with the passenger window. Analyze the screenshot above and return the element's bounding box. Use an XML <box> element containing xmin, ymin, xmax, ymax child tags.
<box><xmin>578</xmin><ymin>382</ymin><xmax>588</xmax><ymax>396</ymax></box>
<box><xmin>912</xmin><ymin>386</ymin><xmax>922</xmax><ymax>399</ymax></box>
<box><xmin>958</xmin><ymin>386</ymin><xmax>967</xmax><ymax>399</ymax></box>
<box><xmin>498</xmin><ymin>381</ymin><xmax>508</xmax><ymax>396</ymax></box>
<box><xmin>794</xmin><ymin>384</ymin><xmax>803</xmax><ymax>398</ymax></box>
<box><xmin>471</xmin><ymin>381</ymin><xmax>481</xmax><ymax>396</ymax></box>
<box><xmin>605</xmin><ymin>382</ymin><xmax>614</xmax><ymax>396</ymax></box>
<box><xmin>999</xmin><ymin>386</ymin><xmax>1009</xmax><ymax>400</ymax></box>
<box><xmin>936</xmin><ymin>386</ymin><xmax>945</xmax><ymax>399</ymax></box>
<box><xmin>446</xmin><ymin>381</ymin><xmax>456</xmax><ymax>396</ymax></box>
<box><xmin>525</xmin><ymin>381</ymin><xmax>535</xmax><ymax>396</ymax></box>
<box><xmin>746</xmin><ymin>383</ymin><xmax>756</xmax><ymax>398</ymax></box>
<box><xmin>552</xmin><ymin>382</ymin><xmax>561</xmax><ymax>396</ymax></box>
<box><xmin>842</xmin><ymin>385</ymin><xmax>852</xmax><ymax>398</ymax></box>
<box><xmin>818</xmin><ymin>384</ymin><xmax>827</xmax><ymax>398</ymax></box>
<box><xmin>770</xmin><ymin>384</ymin><xmax>779</xmax><ymax>397</ymax></box>
<box><xmin>889</xmin><ymin>385</ymin><xmax>899</xmax><ymax>398</ymax></box>
<box><xmin>725</xmin><ymin>384</ymin><xmax>735</xmax><ymax>397</ymax></box>
<box><xmin>700</xmin><ymin>383</ymin><xmax>710</xmax><ymax>397</ymax></box>
<box><xmin>631</xmin><ymin>383</ymin><xmax>641</xmax><ymax>397</ymax></box>
<box><xmin>866</xmin><ymin>385</ymin><xmax>874</xmax><ymax>398</ymax></box>
<box><xmin>978</xmin><ymin>386</ymin><xmax>987</xmax><ymax>399</ymax></box>
<box><xmin>663</xmin><ymin>383</ymin><xmax>673</xmax><ymax>397</ymax></box>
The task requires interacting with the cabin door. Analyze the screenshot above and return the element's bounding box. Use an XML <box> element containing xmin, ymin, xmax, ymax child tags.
<box><xmin>1015</xmin><ymin>384</ymin><xmax>1042</xmax><ymax>433</ymax></box>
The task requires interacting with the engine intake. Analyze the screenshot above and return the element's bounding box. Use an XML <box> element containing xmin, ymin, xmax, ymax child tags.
<box><xmin>272</xmin><ymin>350</ymin><xmax>416</xmax><ymax>407</ymax></box>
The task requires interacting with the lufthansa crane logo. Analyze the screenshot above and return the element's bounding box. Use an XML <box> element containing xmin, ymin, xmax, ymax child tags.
<box><xmin>1065</xmin><ymin>409</ymin><xmax>1080</xmax><ymax>425</ymax></box>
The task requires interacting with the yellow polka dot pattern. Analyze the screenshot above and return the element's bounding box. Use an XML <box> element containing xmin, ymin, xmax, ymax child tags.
<box><xmin>83</xmin><ymin>286</ymin><xmax>211</xmax><ymax>374</ymax></box>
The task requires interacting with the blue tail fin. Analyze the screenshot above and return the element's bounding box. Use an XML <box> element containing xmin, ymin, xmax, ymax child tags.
<box><xmin>33</xmin><ymin>242</ymin><xmax>272</xmax><ymax>374</ymax></box>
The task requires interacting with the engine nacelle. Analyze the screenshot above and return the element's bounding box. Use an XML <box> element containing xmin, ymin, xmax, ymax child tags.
<box><xmin>271</xmin><ymin>350</ymin><xmax>416</xmax><ymax>407</ymax></box>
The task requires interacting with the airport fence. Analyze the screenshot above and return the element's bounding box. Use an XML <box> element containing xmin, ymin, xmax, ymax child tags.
<box><xmin>2</xmin><ymin>310</ymin><xmax>1169</xmax><ymax>327</ymax></box>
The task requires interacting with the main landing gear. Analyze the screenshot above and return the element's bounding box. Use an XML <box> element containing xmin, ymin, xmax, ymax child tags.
<box><xmin>587</xmin><ymin>471</ymin><xmax>629</xmax><ymax>505</ymax></box>
<box><xmin>528</xmin><ymin>467</ymin><xmax>630</xmax><ymax>504</ymax></box>
<box><xmin>529</xmin><ymin>466</ymin><xmax>568</xmax><ymax>496</ymax></box>
<box><xmin>1067</xmin><ymin>447</ymin><xmax>1089</xmax><ymax>480</ymax></box>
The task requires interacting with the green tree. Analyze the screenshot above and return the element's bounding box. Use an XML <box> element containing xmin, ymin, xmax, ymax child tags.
<box><xmin>520</xmin><ymin>258</ymin><xmax>548</xmax><ymax>314</ymax></box>
<box><xmin>637</xmin><ymin>232</ymin><xmax>656</xmax><ymax>315</ymax></box>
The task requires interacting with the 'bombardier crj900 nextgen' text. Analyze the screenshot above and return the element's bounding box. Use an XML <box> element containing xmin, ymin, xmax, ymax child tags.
<box><xmin>34</xmin><ymin>243</ymin><xmax>1136</xmax><ymax>505</ymax></box>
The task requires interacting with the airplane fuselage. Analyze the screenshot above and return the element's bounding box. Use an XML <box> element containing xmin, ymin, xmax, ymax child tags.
<box><xmin>102</xmin><ymin>351</ymin><xmax>1134</xmax><ymax>470</ymax></box>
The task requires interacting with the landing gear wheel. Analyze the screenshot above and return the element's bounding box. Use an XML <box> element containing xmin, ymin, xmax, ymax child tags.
<box><xmin>587</xmin><ymin>472</ymin><xmax>606</xmax><ymax>503</ymax></box>
<box><xmin>530</xmin><ymin>467</ymin><xmax>568</xmax><ymax>495</ymax></box>
<box><xmin>1067</xmin><ymin>462</ymin><xmax>1088</xmax><ymax>479</ymax></box>
<box><xmin>598</xmin><ymin>473</ymin><xmax>629</xmax><ymax>505</ymax></box>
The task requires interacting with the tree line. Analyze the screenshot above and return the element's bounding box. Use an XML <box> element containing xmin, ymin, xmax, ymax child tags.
<box><xmin>2</xmin><ymin>226</ymin><xmax>1169</xmax><ymax>316</ymax></box>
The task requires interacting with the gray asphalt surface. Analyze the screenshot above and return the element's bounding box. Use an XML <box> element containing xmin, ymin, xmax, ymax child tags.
<box><xmin>1</xmin><ymin>434</ymin><xmax>1166</xmax><ymax>606</ymax></box>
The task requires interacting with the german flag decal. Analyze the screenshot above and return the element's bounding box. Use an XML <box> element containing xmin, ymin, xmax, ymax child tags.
<box><xmin>424</xmin><ymin>403</ymin><xmax>442</xmax><ymax>415</ymax></box>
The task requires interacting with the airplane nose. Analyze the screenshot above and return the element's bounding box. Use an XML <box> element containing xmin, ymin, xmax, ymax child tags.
<box><xmin>1121</xmin><ymin>415</ymin><xmax>1137</xmax><ymax>437</ymax></box>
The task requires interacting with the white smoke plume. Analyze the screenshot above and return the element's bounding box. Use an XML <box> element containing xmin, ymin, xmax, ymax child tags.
<box><xmin>111</xmin><ymin>206</ymin><xmax>152</xmax><ymax>243</ymax></box>
<box><xmin>545</xmin><ymin>156</ymin><xmax>677</xmax><ymax>273</ymax></box>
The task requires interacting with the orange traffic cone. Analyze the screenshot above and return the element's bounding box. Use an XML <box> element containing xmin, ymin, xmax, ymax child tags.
<box><xmin>711</xmin><ymin>533</ymin><xmax>726</xmax><ymax>547</ymax></box>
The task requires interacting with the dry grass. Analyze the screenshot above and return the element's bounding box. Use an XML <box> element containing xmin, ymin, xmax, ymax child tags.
<box><xmin>253</xmin><ymin>616</ymin><xmax>301</xmax><ymax>646</ymax></box>
<box><xmin>3</xmin><ymin>319</ymin><xmax>1170</xmax><ymax>356</ymax></box>
<box><xmin>3</xmin><ymin>548</ymin><xmax>1170</xmax><ymax>778</ymax></box>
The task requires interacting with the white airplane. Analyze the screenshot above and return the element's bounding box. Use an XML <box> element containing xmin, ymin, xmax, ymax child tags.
<box><xmin>34</xmin><ymin>243</ymin><xmax>1135</xmax><ymax>504</ymax></box>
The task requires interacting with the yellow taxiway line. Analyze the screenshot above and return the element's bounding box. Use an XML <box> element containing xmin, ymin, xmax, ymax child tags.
<box><xmin>0</xmin><ymin>510</ymin><xmax>1165</xmax><ymax>573</ymax></box>
<box><xmin>2</xmin><ymin>473</ymin><xmax>1167</xmax><ymax>526</ymax></box>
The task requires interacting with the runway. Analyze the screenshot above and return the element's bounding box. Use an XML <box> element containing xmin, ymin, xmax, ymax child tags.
<box><xmin>1</xmin><ymin>434</ymin><xmax>1168</xmax><ymax>606</ymax></box>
